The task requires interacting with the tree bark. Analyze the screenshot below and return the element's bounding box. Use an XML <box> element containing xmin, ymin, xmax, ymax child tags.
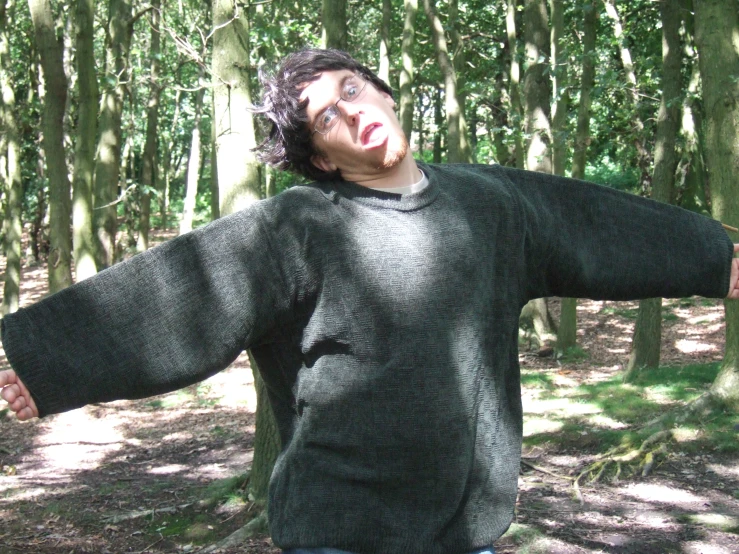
<box><xmin>506</xmin><ymin>0</ymin><xmax>524</xmax><ymax>169</ymax></box>
<box><xmin>212</xmin><ymin>0</ymin><xmax>260</xmax><ymax>216</ymax></box>
<box><xmin>321</xmin><ymin>0</ymin><xmax>346</xmax><ymax>50</ymax></box>
<box><xmin>399</xmin><ymin>0</ymin><xmax>417</xmax><ymax>142</ymax></box>
<box><xmin>0</xmin><ymin>0</ymin><xmax>22</xmax><ymax>314</ymax></box>
<box><xmin>136</xmin><ymin>0</ymin><xmax>162</xmax><ymax>252</ymax></box>
<box><xmin>625</xmin><ymin>0</ymin><xmax>682</xmax><ymax>381</ymax></box>
<box><xmin>521</xmin><ymin>0</ymin><xmax>556</xmax><ymax>347</ymax></box>
<box><xmin>423</xmin><ymin>0</ymin><xmax>471</xmax><ymax>163</ymax></box>
<box><xmin>29</xmin><ymin>0</ymin><xmax>73</xmax><ymax>293</ymax></box>
<box><xmin>694</xmin><ymin>0</ymin><xmax>739</xmax><ymax>408</ymax></box>
<box><xmin>72</xmin><ymin>0</ymin><xmax>97</xmax><ymax>282</ymax></box>
<box><xmin>94</xmin><ymin>0</ymin><xmax>132</xmax><ymax>268</ymax></box>
<box><xmin>179</xmin><ymin>85</ymin><xmax>205</xmax><ymax>235</ymax></box>
<box><xmin>378</xmin><ymin>0</ymin><xmax>391</xmax><ymax>84</ymax></box>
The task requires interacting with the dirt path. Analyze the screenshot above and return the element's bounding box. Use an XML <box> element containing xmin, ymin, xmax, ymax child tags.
<box><xmin>1</xmin><ymin>256</ymin><xmax>738</xmax><ymax>553</ymax></box>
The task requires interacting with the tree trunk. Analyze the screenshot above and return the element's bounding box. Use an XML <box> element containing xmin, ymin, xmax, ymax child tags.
<box><xmin>321</xmin><ymin>0</ymin><xmax>346</xmax><ymax>50</ymax></box>
<box><xmin>29</xmin><ymin>0</ymin><xmax>73</xmax><ymax>293</ymax></box>
<box><xmin>136</xmin><ymin>0</ymin><xmax>161</xmax><ymax>252</ymax></box>
<box><xmin>694</xmin><ymin>0</ymin><xmax>739</xmax><ymax>408</ymax></box>
<box><xmin>179</xmin><ymin>85</ymin><xmax>205</xmax><ymax>235</ymax></box>
<box><xmin>0</xmin><ymin>0</ymin><xmax>21</xmax><ymax>314</ymax></box>
<box><xmin>625</xmin><ymin>0</ymin><xmax>682</xmax><ymax>382</ymax></box>
<box><xmin>212</xmin><ymin>0</ymin><xmax>260</xmax><ymax>216</ymax></box>
<box><xmin>550</xmin><ymin>0</ymin><xmax>576</xmax><ymax>354</ymax></box>
<box><xmin>93</xmin><ymin>0</ymin><xmax>132</xmax><ymax>268</ymax></box>
<box><xmin>378</xmin><ymin>0</ymin><xmax>391</xmax><ymax>84</ymax></box>
<box><xmin>521</xmin><ymin>0</ymin><xmax>556</xmax><ymax>347</ymax></box>
<box><xmin>72</xmin><ymin>0</ymin><xmax>97</xmax><ymax>282</ymax></box>
<box><xmin>423</xmin><ymin>0</ymin><xmax>471</xmax><ymax>163</ymax></box>
<box><xmin>212</xmin><ymin>0</ymin><xmax>279</xmax><ymax>507</ymax></box>
<box><xmin>399</xmin><ymin>0</ymin><xmax>417</xmax><ymax>142</ymax></box>
<box><xmin>506</xmin><ymin>0</ymin><xmax>524</xmax><ymax>169</ymax></box>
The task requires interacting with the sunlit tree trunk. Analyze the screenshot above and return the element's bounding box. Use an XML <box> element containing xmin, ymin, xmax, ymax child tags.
<box><xmin>212</xmin><ymin>0</ymin><xmax>278</xmax><ymax>506</ymax></box>
<box><xmin>29</xmin><ymin>0</ymin><xmax>73</xmax><ymax>293</ymax></box>
<box><xmin>179</xmin><ymin>84</ymin><xmax>205</xmax><ymax>235</ymax></box>
<box><xmin>0</xmin><ymin>0</ymin><xmax>21</xmax><ymax>313</ymax></box>
<box><xmin>694</xmin><ymin>0</ymin><xmax>739</xmax><ymax>408</ymax></box>
<box><xmin>72</xmin><ymin>0</ymin><xmax>97</xmax><ymax>282</ymax></box>
<box><xmin>321</xmin><ymin>0</ymin><xmax>346</xmax><ymax>50</ymax></box>
<box><xmin>94</xmin><ymin>0</ymin><xmax>132</xmax><ymax>268</ymax></box>
<box><xmin>399</xmin><ymin>0</ymin><xmax>417</xmax><ymax>142</ymax></box>
<box><xmin>550</xmin><ymin>0</ymin><xmax>576</xmax><ymax>354</ymax></box>
<box><xmin>423</xmin><ymin>0</ymin><xmax>471</xmax><ymax>163</ymax></box>
<box><xmin>136</xmin><ymin>0</ymin><xmax>161</xmax><ymax>252</ymax></box>
<box><xmin>378</xmin><ymin>0</ymin><xmax>391</xmax><ymax>84</ymax></box>
<box><xmin>521</xmin><ymin>0</ymin><xmax>556</xmax><ymax>348</ymax></box>
<box><xmin>625</xmin><ymin>0</ymin><xmax>682</xmax><ymax>381</ymax></box>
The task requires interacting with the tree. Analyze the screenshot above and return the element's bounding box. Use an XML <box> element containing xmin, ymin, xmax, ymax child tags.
<box><xmin>399</xmin><ymin>0</ymin><xmax>417</xmax><ymax>142</ymax></box>
<box><xmin>321</xmin><ymin>0</ymin><xmax>346</xmax><ymax>49</ymax></box>
<box><xmin>520</xmin><ymin>0</ymin><xmax>557</xmax><ymax>348</ymax></box>
<box><xmin>0</xmin><ymin>0</ymin><xmax>22</xmax><ymax>313</ymax></box>
<box><xmin>94</xmin><ymin>0</ymin><xmax>133</xmax><ymax>268</ymax></box>
<box><xmin>506</xmin><ymin>0</ymin><xmax>524</xmax><ymax>168</ymax></box>
<box><xmin>423</xmin><ymin>0</ymin><xmax>471</xmax><ymax>163</ymax></box>
<box><xmin>694</xmin><ymin>0</ymin><xmax>739</xmax><ymax>408</ymax></box>
<box><xmin>179</xmin><ymin>81</ymin><xmax>205</xmax><ymax>235</ymax></box>
<box><xmin>377</xmin><ymin>0</ymin><xmax>391</xmax><ymax>84</ymax></box>
<box><xmin>624</xmin><ymin>0</ymin><xmax>682</xmax><ymax>381</ymax></box>
<box><xmin>28</xmin><ymin>0</ymin><xmax>73</xmax><ymax>293</ymax></box>
<box><xmin>71</xmin><ymin>0</ymin><xmax>97</xmax><ymax>281</ymax></box>
<box><xmin>136</xmin><ymin>0</ymin><xmax>162</xmax><ymax>252</ymax></box>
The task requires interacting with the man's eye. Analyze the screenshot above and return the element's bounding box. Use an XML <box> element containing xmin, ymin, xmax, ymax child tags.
<box><xmin>317</xmin><ymin>109</ymin><xmax>336</xmax><ymax>130</ymax></box>
<box><xmin>344</xmin><ymin>84</ymin><xmax>358</xmax><ymax>99</ymax></box>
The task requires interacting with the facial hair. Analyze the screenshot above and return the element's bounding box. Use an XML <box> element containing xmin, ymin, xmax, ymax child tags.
<box><xmin>375</xmin><ymin>133</ymin><xmax>410</xmax><ymax>171</ymax></box>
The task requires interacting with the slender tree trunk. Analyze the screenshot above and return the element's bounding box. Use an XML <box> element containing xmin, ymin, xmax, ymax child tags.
<box><xmin>179</xmin><ymin>86</ymin><xmax>205</xmax><ymax>235</ymax></box>
<box><xmin>29</xmin><ymin>0</ymin><xmax>73</xmax><ymax>293</ymax></box>
<box><xmin>625</xmin><ymin>0</ymin><xmax>682</xmax><ymax>381</ymax></box>
<box><xmin>210</xmin><ymin>95</ymin><xmax>219</xmax><ymax>221</ymax></box>
<box><xmin>212</xmin><ymin>0</ymin><xmax>260</xmax><ymax>216</ymax></box>
<box><xmin>550</xmin><ymin>0</ymin><xmax>577</xmax><ymax>354</ymax></box>
<box><xmin>433</xmin><ymin>86</ymin><xmax>442</xmax><ymax>163</ymax></box>
<box><xmin>521</xmin><ymin>0</ymin><xmax>556</xmax><ymax>348</ymax></box>
<box><xmin>136</xmin><ymin>0</ymin><xmax>161</xmax><ymax>252</ymax></box>
<box><xmin>321</xmin><ymin>0</ymin><xmax>347</xmax><ymax>50</ymax></box>
<box><xmin>423</xmin><ymin>0</ymin><xmax>471</xmax><ymax>163</ymax></box>
<box><xmin>0</xmin><ymin>0</ymin><xmax>22</xmax><ymax>313</ymax></box>
<box><xmin>399</xmin><ymin>0</ymin><xmax>417</xmax><ymax>142</ymax></box>
<box><xmin>72</xmin><ymin>0</ymin><xmax>97</xmax><ymax>281</ymax></box>
<box><xmin>161</xmin><ymin>87</ymin><xmax>183</xmax><ymax>230</ymax></box>
<box><xmin>93</xmin><ymin>0</ymin><xmax>132</xmax><ymax>268</ymax></box>
<box><xmin>506</xmin><ymin>0</ymin><xmax>524</xmax><ymax>168</ymax></box>
<box><xmin>694</xmin><ymin>0</ymin><xmax>739</xmax><ymax>408</ymax></box>
<box><xmin>378</xmin><ymin>0</ymin><xmax>391</xmax><ymax>84</ymax></box>
<box><xmin>212</xmin><ymin>0</ymin><xmax>278</xmax><ymax>507</ymax></box>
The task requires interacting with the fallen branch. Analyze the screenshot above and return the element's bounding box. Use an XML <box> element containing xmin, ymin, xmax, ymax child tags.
<box><xmin>521</xmin><ymin>460</ymin><xmax>574</xmax><ymax>482</ymax></box>
<box><xmin>197</xmin><ymin>511</ymin><xmax>268</xmax><ymax>553</ymax></box>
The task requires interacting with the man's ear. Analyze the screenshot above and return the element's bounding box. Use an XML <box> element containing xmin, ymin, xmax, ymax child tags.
<box><xmin>311</xmin><ymin>154</ymin><xmax>337</xmax><ymax>173</ymax></box>
<box><xmin>381</xmin><ymin>91</ymin><xmax>396</xmax><ymax>109</ymax></box>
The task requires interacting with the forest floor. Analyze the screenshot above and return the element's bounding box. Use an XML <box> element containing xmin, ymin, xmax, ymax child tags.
<box><xmin>1</xmin><ymin>233</ymin><xmax>738</xmax><ymax>554</ymax></box>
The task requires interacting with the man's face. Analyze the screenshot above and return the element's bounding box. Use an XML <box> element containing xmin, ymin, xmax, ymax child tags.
<box><xmin>300</xmin><ymin>70</ymin><xmax>409</xmax><ymax>183</ymax></box>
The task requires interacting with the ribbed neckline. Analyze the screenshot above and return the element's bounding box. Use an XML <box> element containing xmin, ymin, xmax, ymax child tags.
<box><xmin>311</xmin><ymin>162</ymin><xmax>440</xmax><ymax>212</ymax></box>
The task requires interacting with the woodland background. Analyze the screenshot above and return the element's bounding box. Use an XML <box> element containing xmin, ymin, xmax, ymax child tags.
<box><xmin>1</xmin><ymin>0</ymin><xmax>739</xmax><ymax>551</ymax></box>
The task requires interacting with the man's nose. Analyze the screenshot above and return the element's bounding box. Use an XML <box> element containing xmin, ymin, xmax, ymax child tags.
<box><xmin>339</xmin><ymin>101</ymin><xmax>362</xmax><ymax>125</ymax></box>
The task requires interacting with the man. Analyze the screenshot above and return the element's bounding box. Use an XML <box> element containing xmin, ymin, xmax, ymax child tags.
<box><xmin>2</xmin><ymin>49</ymin><xmax>738</xmax><ymax>554</ymax></box>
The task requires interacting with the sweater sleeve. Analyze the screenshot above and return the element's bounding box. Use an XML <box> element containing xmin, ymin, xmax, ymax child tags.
<box><xmin>1</xmin><ymin>205</ymin><xmax>288</xmax><ymax>417</ymax></box>
<box><xmin>494</xmin><ymin>166</ymin><xmax>734</xmax><ymax>302</ymax></box>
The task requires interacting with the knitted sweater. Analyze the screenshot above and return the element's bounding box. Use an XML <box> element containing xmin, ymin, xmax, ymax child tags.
<box><xmin>2</xmin><ymin>164</ymin><xmax>733</xmax><ymax>553</ymax></box>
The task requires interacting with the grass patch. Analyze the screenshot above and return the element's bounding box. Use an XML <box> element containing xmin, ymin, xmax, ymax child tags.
<box><xmin>557</xmin><ymin>345</ymin><xmax>589</xmax><ymax>363</ymax></box>
<box><xmin>599</xmin><ymin>306</ymin><xmax>639</xmax><ymax>319</ymax></box>
<box><xmin>676</xmin><ymin>513</ymin><xmax>739</xmax><ymax>534</ymax></box>
<box><xmin>501</xmin><ymin>523</ymin><xmax>546</xmax><ymax>550</ymax></box>
<box><xmin>201</xmin><ymin>473</ymin><xmax>249</xmax><ymax>507</ymax></box>
<box><xmin>522</xmin><ymin>363</ymin><xmax>734</xmax><ymax>456</ymax></box>
<box><xmin>147</xmin><ymin>383</ymin><xmax>221</xmax><ymax>410</ymax></box>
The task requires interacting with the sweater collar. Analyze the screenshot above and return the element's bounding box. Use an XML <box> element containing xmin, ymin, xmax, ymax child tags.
<box><xmin>312</xmin><ymin>162</ymin><xmax>440</xmax><ymax>212</ymax></box>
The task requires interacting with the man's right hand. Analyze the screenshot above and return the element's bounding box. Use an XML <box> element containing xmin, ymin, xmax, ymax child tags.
<box><xmin>0</xmin><ymin>369</ymin><xmax>39</xmax><ymax>420</ymax></box>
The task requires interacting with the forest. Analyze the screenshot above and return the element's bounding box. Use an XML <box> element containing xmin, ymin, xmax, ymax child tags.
<box><xmin>1</xmin><ymin>0</ymin><xmax>739</xmax><ymax>552</ymax></box>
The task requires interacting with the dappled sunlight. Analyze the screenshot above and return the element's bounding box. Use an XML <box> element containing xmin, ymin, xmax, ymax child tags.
<box><xmin>675</xmin><ymin>339</ymin><xmax>717</xmax><ymax>354</ymax></box>
<box><xmin>682</xmin><ymin>542</ymin><xmax>736</xmax><ymax>554</ymax></box>
<box><xmin>149</xmin><ymin>463</ymin><xmax>189</xmax><ymax>475</ymax></box>
<box><xmin>523</xmin><ymin>417</ymin><xmax>563</xmax><ymax>436</ymax></box>
<box><xmin>706</xmin><ymin>462</ymin><xmax>739</xmax><ymax>479</ymax></box>
<box><xmin>523</xmin><ymin>396</ymin><xmax>601</xmax><ymax>415</ymax></box>
<box><xmin>618</xmin><ymin>483</ymin><xmax>708</xmax><ymax>508</ymax></box>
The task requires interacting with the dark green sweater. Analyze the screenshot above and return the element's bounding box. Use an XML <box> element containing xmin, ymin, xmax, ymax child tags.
<box><xmin>2</xmin><ymin>164</ymin><xmax>733</xmax><ymax>553</ymax></box>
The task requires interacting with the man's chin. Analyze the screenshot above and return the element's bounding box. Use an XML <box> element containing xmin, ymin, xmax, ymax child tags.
<box><xmin>375</xmin><ymin>137</ymin><xmax>409</xmax><ymax>171</ymax></box>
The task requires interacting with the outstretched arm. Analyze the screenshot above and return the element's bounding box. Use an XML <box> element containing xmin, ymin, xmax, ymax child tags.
<box><xmin>0</xmin><ymin>369</ymin><xmax>38</xmax><ymax>421</ymax></box>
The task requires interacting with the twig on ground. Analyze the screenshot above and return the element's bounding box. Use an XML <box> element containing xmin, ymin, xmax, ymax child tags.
<box><xmin>100</xmin><ymin>503</ymin><xmax>192</xmax><ymax>523</ymax></box>
<box><xmin>521</xmin><ymin>460</ymin><xmax>574</xmax><ymax>481</ymax></box>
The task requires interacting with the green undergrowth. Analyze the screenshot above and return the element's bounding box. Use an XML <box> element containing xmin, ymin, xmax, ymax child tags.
<box><xmin>522</xmin><ymin>362</ymin><xmax>738</xmax><ymax>455</ymax></box>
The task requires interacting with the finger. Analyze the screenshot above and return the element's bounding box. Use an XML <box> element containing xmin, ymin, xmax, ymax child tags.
<box><xmin>734</xmin><ymin>243</ymin><xmax>739</xmax><ymax>253</ymax></box>
<box><xmin>16</xmin><ymin>406</ymin><xmax>35</xmax><ymax>421</ymax></box>
<box><xmin>1</xmin><ymin>383</ymin><xmax>20</xmax><ymax>404</ymax></box>
<box><xmin>0</xmin><ymin>369</ymin><xmax>17</xmax><ymax>388</ymax></box>
<box><xmin>11</xmin><ymin>394</ymin><xmax>26</xmax><ymax>412</ymax></box>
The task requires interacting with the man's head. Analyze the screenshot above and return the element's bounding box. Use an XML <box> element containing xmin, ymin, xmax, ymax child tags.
<box><xmin>254</xmin><ymin>49</ymin><xmax>407</xmax><ymax>183</ymax></box>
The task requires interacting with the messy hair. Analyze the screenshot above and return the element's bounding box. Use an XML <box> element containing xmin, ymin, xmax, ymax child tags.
<box><xmin>252</xmin><ymin>48</ymin><xmax>393</xmax><ymax>182</ymax></box>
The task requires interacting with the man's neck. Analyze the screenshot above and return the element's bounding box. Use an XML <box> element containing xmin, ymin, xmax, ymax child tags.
<box><xmin>347</xmin><ymin>156</ymin><xmax>422</xmax><ymax>190</ymax></box>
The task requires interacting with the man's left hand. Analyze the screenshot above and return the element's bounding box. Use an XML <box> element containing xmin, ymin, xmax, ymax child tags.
<box><xmin>728</xmin><ymin>244</ymin><xmax>739</xmax><ymax>299</ymax></box>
